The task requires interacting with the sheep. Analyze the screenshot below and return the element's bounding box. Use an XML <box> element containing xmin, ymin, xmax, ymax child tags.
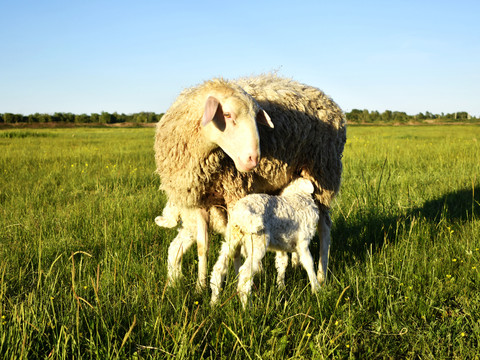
<box><xmin>155</xmin><ymin>201</ymin><xmax>231</xmax><ymax>283</ymax></box>
<box><xmin>154</xmin><ymin>74</ymin><xmax>346</xmax><ymax>288</ymax></box>
<box><xmin>210</xmin><ymin>177</ymin><xmax>320</xmax><ymax>307</ymax></box>
<box><xmin>155</xmin><ymin>200</ymin><xmax>297</xmax><ymax>286</ymax></box>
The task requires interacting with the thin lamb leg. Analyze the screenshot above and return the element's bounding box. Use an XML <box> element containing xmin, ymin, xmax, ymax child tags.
<box><xmin>167</xmin><ymin>227</ymin><xmax>196</xmax><ymax>284</ymax></box>
<box><xmin>237</xmin><ymin>239</ymin><xmax>267</xmax><ymax>308</ymax></box>
<box><xmin>210</xmin><ymin>240</ymin><xmax>241</xmax><ymax>304</ymax></box>
<box><xmin>275</xmin><ymin>251</ymin><xmax>289</xmax><ymax>288</ymax></box>
<box><xmin>297</xmin><ymin>241</ymin><xmax>321</xmax><ymax>293</ymax></box>
<box><xmin>196</xmin><ymin>208</ymin><xmax>209</xmax><ymax>290</ymax></box>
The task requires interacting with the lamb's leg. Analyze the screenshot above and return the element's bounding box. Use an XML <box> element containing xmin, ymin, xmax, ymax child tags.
<box><xmin>167</xmin><ymin>227</ymin><xmax>196</xmax><ymax>284</ymax></box>
<box><xmin>317</xmin><ymin>212</ymin><xmax>331</xmax><ymax>285</ymax></box>
<box><xmin>275</xmin><ymin>251</ymin><xmax>289</xmax><ymax>288</ymax></box>
<box><xmin>210</xmin><ymin>240</ymin><xmax>241</xmax><ymax>305</ymax></box>
<box><xmin>291</xmin><ymin>252</ymin><xmax>299</xmax><ymax>267</ymax></box>
<box><xmin>297</xmin><ymin>242</ymin><xmax>321</xmax><ymax>293</ymax></box>
<box><xmin>237</xmin><ymin>236</ymin><xmax>266</xmax><ymax>308</ymax></box>
<box><xmin>233</xmin><ymin>246</ymin><xmax>243</xmax><ymax>274</ymax></box>
<box><xmin>196</xmin><ymin>208</ymin><xmax>209</xmax><ymax>290</ymax></box>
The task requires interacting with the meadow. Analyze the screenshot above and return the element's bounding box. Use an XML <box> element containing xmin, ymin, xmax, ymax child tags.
<box><xmin>1</xmin><ymin>125</ymin><xmax>479</xmax><ymax>359</ymax></box>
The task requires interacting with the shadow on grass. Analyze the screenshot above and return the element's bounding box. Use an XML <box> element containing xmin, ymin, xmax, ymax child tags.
<box><xmin>328</xmin><ymin>184</ymin><xmax>480</xmax><ymax>269</ymax></box>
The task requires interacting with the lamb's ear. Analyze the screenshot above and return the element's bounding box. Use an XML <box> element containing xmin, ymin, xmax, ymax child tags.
<box><xmin>300</xmin><ymin>178</ymin><xmax>315</xmax><ymax>194</ymax></box>
<box><xmin>202</xmin><ymin>96</ymin><xmax>221</xmax><ymax>127</ymax></box>
<box><xmin>257</xmin><ymin>109</ymin><xmax>274</xmax><ymax>128</ymax></box>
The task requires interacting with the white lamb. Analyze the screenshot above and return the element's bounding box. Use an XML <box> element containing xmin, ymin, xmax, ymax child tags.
<box><xmin>155</xmin><ymin>202</ymin><xmax>228</xmax><ymax>283</ymax></box>
<box><xmin>210</xmin><ymin>177</ymin><xmax>321</xmax><ymax>307</ymax></box>
<box><xmin>155</xmin><ymin>201</ymin><xmax>296</xmax><ymax>286</ymax></box>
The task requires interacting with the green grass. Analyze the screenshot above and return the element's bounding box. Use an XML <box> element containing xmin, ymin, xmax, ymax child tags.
<box><xmin>1</xmin><ymin>126</ymin><xmax>479</xmax><ymax>359</ymax></box>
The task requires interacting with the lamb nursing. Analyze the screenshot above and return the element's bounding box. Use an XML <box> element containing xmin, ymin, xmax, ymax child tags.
<box><xmin>210</xmin><ymin>178</ymin><xmax>321</xmax><ymax>307</ymax></box>
<box><xmin>154</xmin><ymin>74</ymin><xmax>346</xmax><ymax>289</ymax></box>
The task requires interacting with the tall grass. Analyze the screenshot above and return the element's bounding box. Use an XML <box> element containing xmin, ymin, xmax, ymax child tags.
<box><xmin>1</xmin><ymin>126</ymin><xmax>479</xmax><ymax>359</ymax></box>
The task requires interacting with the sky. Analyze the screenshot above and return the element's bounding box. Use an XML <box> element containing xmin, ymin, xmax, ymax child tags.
<box><xmin>1</xmin><ymin>0</ymin><xmax>479</xmax><ymax>116</ymax></box>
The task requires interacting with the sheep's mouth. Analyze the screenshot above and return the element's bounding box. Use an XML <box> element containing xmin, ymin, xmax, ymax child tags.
<box><xmin>235</xmin><ymin>158</ymin><xmax>258</xmax><ymax>172</ymax></box>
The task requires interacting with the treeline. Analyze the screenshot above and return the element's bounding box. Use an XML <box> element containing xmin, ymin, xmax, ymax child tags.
<box><xmin>1</xmin><ymin>110</ymin><xmax>478</xmax><ymax>125</ymax></box>
<box><xmin>346</xmin><ymin>109</ymin><xmax>479</xmax><ymax>124</ymax></box>
<box><xmin>0</xmin><ymin>111</ymin><xmax>163</xmax><ymax>124</ymax></box>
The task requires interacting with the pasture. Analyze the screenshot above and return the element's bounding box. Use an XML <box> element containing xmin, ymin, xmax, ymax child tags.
<box><xmin>1</xmin><ymin>125</ymin><xmax>479</xmax><ymax>359</ymax></box>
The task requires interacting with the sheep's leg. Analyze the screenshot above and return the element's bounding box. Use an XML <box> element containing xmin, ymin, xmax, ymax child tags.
<box><xmin>275</xmin><ymin>251</ymin><xmax>289</xmax><ymax>289</ymax></box>
<box><xmin>196</xmin><ymin>208</ymin><xmax>209</xmax><ymax>290</ymax></box>
<box><xmin>167</xmin><ymin>227</ymin><xmax>196</xmax><ymax>284</ymax></box>
<box><xmin>297</xmin><ymin>242</ymin><xmax>321</xmax><ymax>293</ymax></box>
<box><xmin>317</xmin><ymin>212</ymin><xmax>331</xmax><ymax>285</ymax></box>
<box><xmin>210</xmin><ymin>240</ymin><xmax>241</xmax><ymax>304</ymax></box>
<box><xmin>237</xmin><ymin>236</ymin><xmax>266</xmax><ymax>308</ymax></box>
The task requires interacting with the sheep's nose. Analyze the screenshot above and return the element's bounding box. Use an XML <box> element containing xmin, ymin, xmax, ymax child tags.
<box><xmin>247</xmin><ymin>153</ymin><xmax>259</xmax><ymax>168</ymax></box>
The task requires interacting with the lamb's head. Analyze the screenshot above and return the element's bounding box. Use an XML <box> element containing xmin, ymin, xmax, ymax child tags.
<box><xmin>280</xmin><ymin>178</ymin><xmax>315</xmax><ymax>196</ymax></box>
<box><xmin>200</xmin><ymin>81</ymin><xmax>273</xmax><ymax>172</ymax></box>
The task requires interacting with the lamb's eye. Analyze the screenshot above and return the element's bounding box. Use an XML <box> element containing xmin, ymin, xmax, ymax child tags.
<box><xmin>224</xmin><ymin>113</ymin><xmax>231</xmax><ymax>118</ymax></box>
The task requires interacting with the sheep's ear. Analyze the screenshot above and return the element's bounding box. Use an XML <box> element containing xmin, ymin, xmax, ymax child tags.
<box><xmin>257</xmin><ymin>109</ymin><xmax>274</xmax><ymax>128</ymax></box>
<box><xmin>202</xmin><ymin>96</ymin><xmax>221</xmax><ymax>127</ymax></box>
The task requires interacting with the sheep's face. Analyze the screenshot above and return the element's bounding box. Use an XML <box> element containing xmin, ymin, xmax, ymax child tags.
<box><xmin>201</xmin><ymin>94</ymin><xmax>273</xmax><ymax>172</ymax></box>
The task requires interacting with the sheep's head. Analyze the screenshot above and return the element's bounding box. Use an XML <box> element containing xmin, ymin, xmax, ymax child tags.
<box><xmin>201</xmin><ymin>88</ymin><xmax>273</xmax><ymax>172</ymax></box>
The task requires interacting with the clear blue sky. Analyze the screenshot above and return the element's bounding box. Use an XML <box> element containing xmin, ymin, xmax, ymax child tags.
<box><xmin>1</xmin><ymin>0</ymin><xmax>479</xmax><ymax>116</ymax></box>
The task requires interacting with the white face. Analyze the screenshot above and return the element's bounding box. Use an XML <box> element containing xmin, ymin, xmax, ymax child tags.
<box><xmin>202</xmin><ymin>95</ymin><xmax>273</xmax><ymax>172</ymax></box>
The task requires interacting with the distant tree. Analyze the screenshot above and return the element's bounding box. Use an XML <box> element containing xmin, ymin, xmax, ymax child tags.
<box><xmin>52</xmin><ymin>112</ymin><xmax>75</xmax><ymax>123</ymax></box>
<box><xmin>4</xmin><ymin>113</ymin><xmax>12</xmax><ymax>123</ymax></box>
<box><xmin>381</xmin><ymin>110</ymin><xmax>393</xmax><ymax>123</ymax></box>
<box><xmin>133</xmin><ymin>112</ymin><xmax>148</xmax><ymax>123</ymax></box>
<box><xmin>90</xmin><ymin>113</ymin><xmax>99</xmax><ymax>123</ymax></box>
<box><xmin>99</xmin><ymin>112</ymin><xmax>112</xmax><ymax>124</ymax></box>
<box><xmin>416</xmin><ymin>112</ymin><xmax>426</xmax><ymax>121</ymax></box>
<box><xmin>393</xmin><ymin>111</ymin><xmax>408</xmax><ymax>123</ymax></box>
<box><xmin>114</xmin><ymin>113</ymin><xmax>128</xmax><ymax>123</ymax></box>
<box><xmin>346</xmin><ymin>109</ymin><xmax>362</xmax><ymax>123</ymax></box>
<box><xmin>3</xmin><ymin>113</ymin><xmax>23</xmax><ymax>123</ymax></box>
<box><xmin>75</xmin><ymin>114</ymin><xmax>90</xmax><ymax>123</ymax></box>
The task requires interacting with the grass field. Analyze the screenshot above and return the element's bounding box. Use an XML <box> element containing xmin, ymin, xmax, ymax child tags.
<box><xmin>1</xmin><ymin>125</ymin><xmax>480</xmax><ymax>359</ymax></box>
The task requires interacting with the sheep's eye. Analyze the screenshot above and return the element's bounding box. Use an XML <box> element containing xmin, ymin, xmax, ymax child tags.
<box><xmin>224</xmin><ymin>113</ymin><xmax>231</xmax><ymax>118</ymax></box>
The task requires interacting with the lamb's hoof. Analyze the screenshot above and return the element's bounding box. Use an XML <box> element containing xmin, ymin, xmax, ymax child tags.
<box><xmin>312</xmin><ymin>282</ymin><xmax>321</xmax><ymax>294</ymax></box>
<box><xmin>166</xmin><ymin>270</ymin><xmax>183</xmax><ymax>287</ymax></box>
<box><xmin>210</xmin><ymin>296</ymin><xmax>219</xmax><ymax>306</ymax></box>
<box><xmin>317</xmin><ymin>272</ymin><xmax>326</xmax><ymax>285</ymax></box>
<box><xmin>195</xmin><ymin>280</ymin><xmax>206</xmax><ymax>293</ymax></box>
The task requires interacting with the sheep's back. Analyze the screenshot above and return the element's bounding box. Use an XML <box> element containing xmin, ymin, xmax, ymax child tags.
<box><xmin>236</xmin><ymin>75</ymin><xmax>347</xmax><ymax>211</ymax></box>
